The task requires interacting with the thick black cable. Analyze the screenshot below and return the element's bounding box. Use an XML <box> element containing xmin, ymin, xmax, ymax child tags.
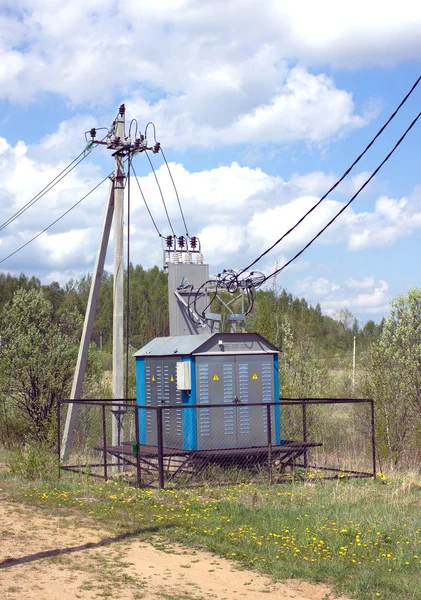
<box><xmin>0</xmin><ymin>173</ymin><xmax>112</xmax><ymax>265</ymax></box>
<box><xmin>160</xmin><ymin>146</ymin><xmax>190</xmax><ymax>237</ymax></box>
<box><xmin>239</xmin><ymin>75</ymin><xmax>421</xmax><ymax>276</ymax></box>
<box><xmin>264</xmin><ymin>111</ymin><xmax>421</xmax><ymax>283</ymax></box>
<box><xmin>144</xmin><ymin>150</ymin><xmax>176</xmax><ymax>236</ymax></box>
<box><xmin>125</xmin><ymin>154</ymin><xmax>131</xmax><ymax>399</ymax></box>
<box><xmin>0</xmin><ymin>149</ymin><xmax>90</xmax><ymax>232</ymax></box>
<box><xmin>130</xmin><ymin>162</ymin><xmax>164</xmax><ymax>238</ymax></box>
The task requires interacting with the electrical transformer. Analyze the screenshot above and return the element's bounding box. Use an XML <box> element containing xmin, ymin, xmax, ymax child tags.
<box><xmin>134</xmin><ymin>332</ymin><xmax>280</xmax><ymax>451</ymax></box>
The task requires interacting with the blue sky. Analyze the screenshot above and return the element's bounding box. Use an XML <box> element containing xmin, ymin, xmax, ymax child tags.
<box><xmin>1</xmin><ymin>1</ymin><xmax>421</xmax><ymax>325</ymax></box>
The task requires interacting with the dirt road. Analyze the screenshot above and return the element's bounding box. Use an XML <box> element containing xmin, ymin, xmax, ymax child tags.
<box><xmin>0</xmin><ymin>498</ymin><xmax>345</xmax><ymax>600</ymax></box>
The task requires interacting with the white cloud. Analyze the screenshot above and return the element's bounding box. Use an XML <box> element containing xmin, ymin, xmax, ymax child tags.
<box><xmin>1</xmin><ymin>0</ymin><xmax>405</xmax><ymax>147</ymax></box>
<box><xmin>346</xmin><ymin>276</ymin><xmax>376</xmax><ymax>290</ymax></box>
<box><xmin>348</xmin><ymin>194</ymin><xmax>421</xmax><ymax>251</ymax></box>
<box><xmin>293</xmin><ymin>275</ymin><xmax>389</xmax><ymax>315</ymax></box>
<box><xmin>322</xmin><ymin>280</ymin><xmax>389</xmax><ymax>315</ymax></box>
<box><xmin>313</xmin><ymin>278</ymin><xmax>341</xmax><ymax>295</ymax></box>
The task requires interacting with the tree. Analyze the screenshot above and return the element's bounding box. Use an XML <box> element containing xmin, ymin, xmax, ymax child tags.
<box><xmin>368</xmin><ymin>288</ymin><xmax>421</xmax><ymax>464</ymax></box>
<box><xmin>0</xmin><ymin>288</ymin><xmax>83</xmax><ymax>441</ymax></box>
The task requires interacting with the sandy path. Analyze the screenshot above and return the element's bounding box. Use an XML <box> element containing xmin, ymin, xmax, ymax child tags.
<box><xmin>0</xmin><ymin>498</ymin><xmax>346</xmax><ymax>600</ymax></box>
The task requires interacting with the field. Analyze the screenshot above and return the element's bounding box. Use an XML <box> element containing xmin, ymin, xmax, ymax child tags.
<box><xmin>1</xmin><ymin>454</ymin><xmax>421</xmax><ymax>600</ymax></box>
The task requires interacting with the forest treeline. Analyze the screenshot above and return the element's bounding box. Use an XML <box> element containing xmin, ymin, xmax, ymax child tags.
<box><xmin>2</xmin><ymin>266</ymin><xmax>421</xmax><ymax>469</ymax></box>
<box><xmin>0</xmin><ymin>268</ymin><xmax>383</xmax><ymax>357</ymax></box>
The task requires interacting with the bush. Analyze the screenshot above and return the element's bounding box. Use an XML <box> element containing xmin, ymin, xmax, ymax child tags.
<box><xmin>7</xmin><ymin>444</ymin><xmax>59</xmax><ymax>480</ymax></box>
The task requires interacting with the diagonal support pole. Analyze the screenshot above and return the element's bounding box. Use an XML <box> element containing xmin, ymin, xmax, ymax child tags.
<box><xmin>61</xmin><ymin>180</ymin><xmax>115</xmax><ymax>460</ymax></box>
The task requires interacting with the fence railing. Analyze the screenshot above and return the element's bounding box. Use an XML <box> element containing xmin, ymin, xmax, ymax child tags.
<box><xmin>57</xmin><ymin>397</ymin><xmax>376</xmax><ymax>488</ymax></box>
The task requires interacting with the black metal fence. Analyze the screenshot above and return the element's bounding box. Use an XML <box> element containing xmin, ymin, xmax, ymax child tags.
<box><xmin>57</xmin><ymin>398</ymin><xmax>376</xmax><ymax>488</ymax></box>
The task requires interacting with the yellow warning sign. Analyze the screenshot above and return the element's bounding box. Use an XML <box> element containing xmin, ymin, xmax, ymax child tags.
<box><xmin>252</xmin><ymin>373</ymin><xmax>258</xmax><ymax>380</ymax></box>
<box><xmin>151</xmin><ymin>375</ymin><xmax>155</xmax><ymax>382</ymax></box>
<box><xmin>213</xmin><ymin>374</ymin><xmax>219</xmax><ymax>381</ymax></box>
<box><xmin>170</xmin><ymin>375</ymin><xmax>174</xmax><ymax>382</ymax></box>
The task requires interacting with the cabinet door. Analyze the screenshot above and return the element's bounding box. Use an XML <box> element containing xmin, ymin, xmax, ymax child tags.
<box><xmin>235</xmin><ymin>356</ymin><xmax>273</xmax><ymax>448</ymax></box>
<box><xmin>196</xmin><ymin>356</ymin><xmax>237</xmax><ymax>450</ymax></box>
<box><xmin>144</xmin><ymin>359</ymin><xmax>161</xmax><ymax>445</ymax></box>
<box><xmin>162</xmin><ymin>358</ymin><xmax>183</xmax><ymax>449</ymax></box>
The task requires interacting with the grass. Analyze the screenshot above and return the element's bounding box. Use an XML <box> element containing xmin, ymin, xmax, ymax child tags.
<box><xmin>2</xmin><ymin>462</ymin><xmax>421</xmax><ymax>600</ymax></box>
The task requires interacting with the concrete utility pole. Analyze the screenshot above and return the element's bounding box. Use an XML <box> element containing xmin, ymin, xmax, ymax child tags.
<box><xmin>61</xmin><ymin>181</ymin><xmax>115</xmax><ymax>459</ymax></box>
<box><xmin>352</xmin><ymin>335</ymin><xmax>356</xmax><ymax>390</ymax></box>
<box><xmin>112</xmin><ymin>105</ymin><xmax>126</xmax><ymax>449</ymax></box>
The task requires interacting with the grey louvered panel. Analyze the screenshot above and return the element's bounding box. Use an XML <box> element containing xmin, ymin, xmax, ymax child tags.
<box><xmin>238</xmin><ymin>363</ymin><xmax>250</xmax><ymax>435</ymax></box>
<box><xmin>156</xmin><ymin>365</ymin><xmax>163</xmax><ymax>402</ymax></box>
<box><xmin>262</xmin><ymin>362</ymin><xmax>272</xmax><ymax>432</ymax></box>
<box><xmin>223</xmin><ymin>363</ymin><xmax>235</xmax><ymax>436</ymax></box>
<box><xmin>261</xmin><ymin>363</ymin><xmax>272</xmax><ymax>401</ymax></box>
<box><xmin>198</xmin><ymin>363</ymin><xmax>210</xmax><ymax>437</ymax></box>
<box><xmin>163</xmin><ymin>364</ymin><xmax>171</xmax><ymax>436</ymax></box>
<box><xmin>176</xmin><ymin>385</ymin><xmax>183</xmax><ymax>438</ymax></box>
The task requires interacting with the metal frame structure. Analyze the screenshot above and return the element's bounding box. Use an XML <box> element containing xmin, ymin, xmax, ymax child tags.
<box><xmin>57</xmin><ymin>397</ymin><xmax>376</xmax><ymax>489</ymax></box>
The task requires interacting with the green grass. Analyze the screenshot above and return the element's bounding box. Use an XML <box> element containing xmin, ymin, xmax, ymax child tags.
<box><xmin>2</xmin><ymin>467</ymin><xmax>421</xmax><ymax>600</ymax></box>
<box><xmin>0</xmin><ymin>448</ymin><xmax>10</xmax><ymax>463</ymax></box>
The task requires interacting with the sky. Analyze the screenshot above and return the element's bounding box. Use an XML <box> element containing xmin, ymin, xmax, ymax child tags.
<box><xmin>1</xmin><ymin>1</ymin><xmax>421</xmax><ymax>325</ymax></box>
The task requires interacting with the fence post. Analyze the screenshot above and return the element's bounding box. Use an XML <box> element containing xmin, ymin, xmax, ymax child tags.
<box><xmin>102</xmin><ymin>404</ymin><xmax>108</xmax><ymax>482</ymax></box>
<box><xmin>157</xmin><ymin>406</ymin><xmax>165</xmax><ymax>489</ymax></box>
<box><xmin>302</xmin><ymin>399</ymin><xmax>308</xmax><ymax>469</ymax></box>
<box><xmin>57</xmin><ymin>401</ymin><xmax>61</xmax><ymax>479</ymax></box>
<box><xmin>266</xmin><ymin>404</ymin><xmax>273</xmax><ymax>484</ymax></box>
<box><xmin>135</xmin><ymin>405</ymin><xmax>142</xmax><ymax>488</ymax></box>
<box><xmin>370</xmin><ymin>399</ymin><xmax>376</xmax><ymax>477</ymax></box>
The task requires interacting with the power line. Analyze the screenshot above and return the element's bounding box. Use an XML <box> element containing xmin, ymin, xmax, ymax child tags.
<box><xmin>0</xmin><ymin>173</ymin><xmax>112</xmax><ymax>266</ymax></box>
<box><xmin>264</xmin><ymin>110</ymin><xmax>421</xmax><ymax>283</ymax></box>
<box><xmin>239</xmin><ymin>75</ymin><xmax>421</xmax><ymax>276</ymax></box>
<box><xmin>0</xmin><ymin>149</ymin><xmax>92</xmax><ymax>233</ymax></box>
<box><xmin>160</xmin><ymin>146</ymin><xmax>189</xmax><ymax>237</ymax></box>
<box><xmin>144</xmin><ymin>150</ymin><xmax>176</xmax><ymax>237</ymax></box>
<box><xmin>144</xmin><ymin>121</ymin><xmax>190</xmax><ymax>237</ymax></box>
<box><xmin>131</xmin><ymin>162</ymin><xmax>164</xmax><ymax>238</ymax></box>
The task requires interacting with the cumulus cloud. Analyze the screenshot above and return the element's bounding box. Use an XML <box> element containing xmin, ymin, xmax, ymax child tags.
<box><xmin>346</xmin><ymin>276</ymin><xmax>377</xmax><ymax>289</ymax></box>
<box><xmin>292</xmin><ymin>274</ymin><xmax>390</xmax><ymax>315</ymax></box>
<box><xmin>0</xmin><ymin>0</ymin><xmax>399</xmax><ymax>147</ymax></box>
<box><xmin>348</xmin><ymin>194</ymin><xmax>421</xmax><ymax>251</ymax></box>
<box><xmin>322</xmin><ymin>280</ymin><xmax>389</xmax><ymax>315</ymax></box>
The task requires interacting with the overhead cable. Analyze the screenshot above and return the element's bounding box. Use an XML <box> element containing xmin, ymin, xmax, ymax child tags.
<box><xmin>160</xmin><ymin>146</ymin><xmax>190</xmax><ymax>237</ymax></box>
<box><xmin>144</xmin><ymin>150</ymin><xmax>176</xmax><ymax>236</ymax></box>
<box><xmin>131</xmin><ymin>162</ymin><xmax>164</xmax><ymax>238</ymax></box>
<box><xmin>263</xmin><ymin>110</ymin><xmax>421</xmax><ymax>283</ymax></box>
<box><xmin>0</xmin><ymin>173</ymin><xmax>112</xmax><ymax>265</ymax></box>
<box><xmin>0</xmin><ymin>149</ymin><xmax>91</xmax><ymax>233</ymax></box>
<box><xmin>239</xmin><ymin>75</ymin><xmax>421</xmax><ymax>276</ymax></box>
<box><xmin>145</xmin><ymin>121</ymin><xmax>190</xmax><ymax>237</ymax></box>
